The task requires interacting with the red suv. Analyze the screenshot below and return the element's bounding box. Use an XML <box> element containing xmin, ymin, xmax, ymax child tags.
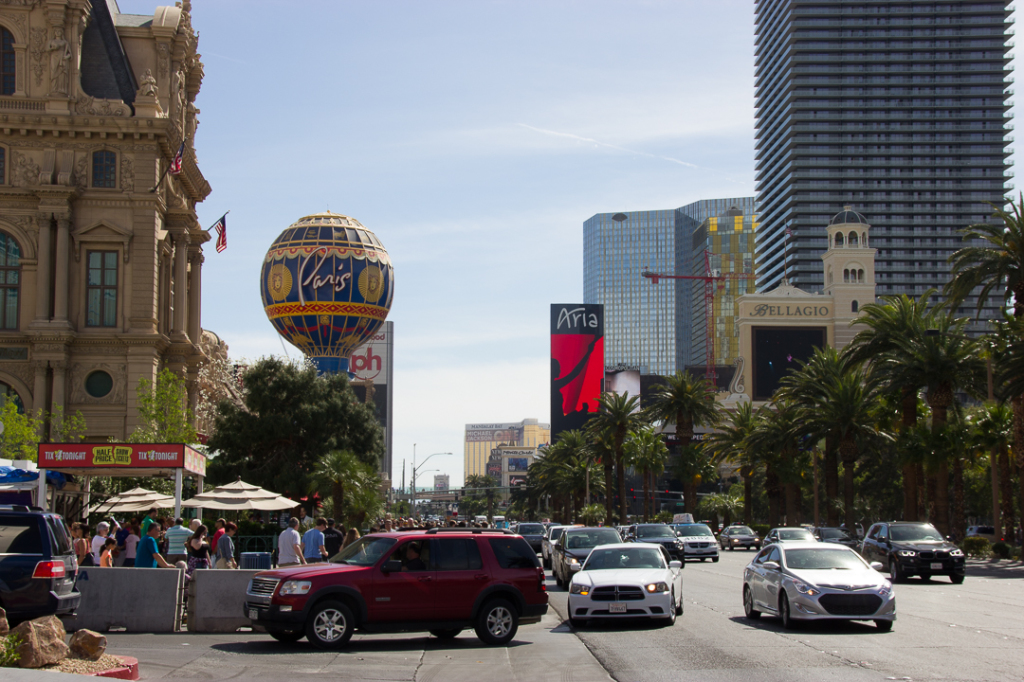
<box><xmin>244</xmin><ymin>528</ymin><xmax>548</xmax><ymax>648</ymax></box>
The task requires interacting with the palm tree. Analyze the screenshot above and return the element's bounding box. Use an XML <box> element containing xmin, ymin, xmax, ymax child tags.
<box><xmin>532</xmin><ymin>431</ymin><xmax>603</xmax><ymax>521</ymax></box>
<box><xmin>993</xmin><ymin>316</ymin><xmax>1024</xmax><ymax>536</ymax></box>
<box><xmin>744</xmin><ymin>402</ymin><xmax>801</xmax><ymax>527</ymax></box>
<box><xmin>624</xmin><ymin>425</ymin><xmax>669</xmax><ymax>522</ymax></box>
<box><xmin>645</xmin><ymin>371</ymin><xmax>722</xmax><ymax>513</ymax></box>
<box><xmin>587</xmin><ymin>392</ymin><xmax>645</xmax><ymax>524</ymax></box>
<box><xmin>464</xmin><ymin>474</ymin><xmax>498</xmax><ymax>521</ymax></box>
<box><xmin>698</xmin><ymin>491</ymin><xmax>743</xmax><ymax>530</ymax></box>
<box><xmin>705</xmin><ymin>401</ymin><xmax>761</xmax><ymax>526</ymax></box>
<box><xmin>894</xmin><ymin>315</ymin><xmax>984</xmax><ymax>536</ymax></box>
<box><xmin>974</xmin><ymin>402</ymin><xmax>1014</xmax><ymax>542</ymax></box>
<box><xmin>310</xmin><ymin>450</ymin><xmax>380</xmax><ymax>528</ymax></box>
<box><xmin>845</xmin><ymin>292</ymin><xmax>942</xmax><ymax>521</ymax></box>
<box><xmin>947</xmin><ymin>194</ymin><xmax>1024</xmax><ymax>319</ymax></box>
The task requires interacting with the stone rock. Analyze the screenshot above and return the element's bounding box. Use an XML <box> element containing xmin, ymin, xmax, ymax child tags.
<box><xmin>0</xmin><ymin>606</ymin><xmax>8</xmax><ymax>636</ymax></box>
<box><xmin>68</xmin><ymin>629</ymin><xmax>107</xmax><ymax>661</ymax></box>
<box><xmin>11</xmin><ymin>617</ymin><xmax>69</xmax><ymax>668</ymax></box>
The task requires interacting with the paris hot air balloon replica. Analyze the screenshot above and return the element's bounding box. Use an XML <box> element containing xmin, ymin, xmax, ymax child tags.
<box><xmin>261</xmin><ymin>211</ymin><xmax>394</xmax><ymax>374</ymax></box>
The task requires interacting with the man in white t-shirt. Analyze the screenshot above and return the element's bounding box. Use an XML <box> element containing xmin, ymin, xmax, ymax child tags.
<box><xmin>277</xmin><ymin>517</ymin><xmax>306</xmax><ymax>567</ymax></box>
<box><xmin>91</xmin><ymin>521</ymin><xmax>110</xmax><ymax>564</ymax></box>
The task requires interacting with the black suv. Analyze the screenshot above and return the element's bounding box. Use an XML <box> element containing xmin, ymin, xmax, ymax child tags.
<box><xmin>861</xmin><ymin>521</ymin><xmax>966</xmax><ymax>584</ymax></box>
<box><xmin>0</xmin><ymin>505</ymin><xmax>80</xmax><ymax>623</ymax></box>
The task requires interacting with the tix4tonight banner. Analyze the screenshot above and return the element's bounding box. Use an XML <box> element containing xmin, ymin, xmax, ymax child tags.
<box><xmin>550</xmin><ymin>304</ymin><xmax>604</xmax><ymax>439</ymax></box>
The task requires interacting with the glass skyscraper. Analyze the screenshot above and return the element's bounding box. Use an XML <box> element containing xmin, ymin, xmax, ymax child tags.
<box><xmin>754</xmin><ymin>0</ymin><xmax>1012</xmax><ymax>329</ymax></box>
<box><xmin>583</xmin><ymin>198</ymin><xmax>756</xmax><ymax>376</ymax></box>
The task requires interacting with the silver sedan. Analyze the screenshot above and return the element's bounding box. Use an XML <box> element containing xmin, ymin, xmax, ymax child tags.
<box><xmin>742</xmin><ymin>541</ymin><xmax>895</xmax><ymax>631</ymax></box>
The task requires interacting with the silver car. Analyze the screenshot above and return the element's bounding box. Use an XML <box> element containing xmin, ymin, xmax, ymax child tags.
<box><xmin>742</xmin><ymin>541</ymin><xmax>895</xmax><ymax>631</ymax></box>
<box><xmin>542</xmin><ymin>525</ymin><xmax>574</xmax><ymax>570</ymax></box>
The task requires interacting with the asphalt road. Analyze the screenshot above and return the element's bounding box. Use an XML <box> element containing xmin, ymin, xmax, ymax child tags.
<box><xmin>546</xmin><ymin>549</ymin><xmax>1024</xmax><ymax>682</ymax></box>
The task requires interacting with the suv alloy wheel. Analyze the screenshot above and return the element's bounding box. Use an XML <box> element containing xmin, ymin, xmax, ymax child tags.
<box><xmin>889</xmin><ymin>557</ymin><xmax>905</xmax><ymax>583</ymax></box>
<box><xmin>305</xmin><ymin>600</ymin><xmax>354</xmax><ymax>649</ymax></box>
<box><xmin>475</xmin><ymin>598</ymin><xmax>518</xmax><ymax>645</ymax></box>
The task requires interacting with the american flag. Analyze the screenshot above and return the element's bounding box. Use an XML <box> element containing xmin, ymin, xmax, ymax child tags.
<box><xmin>169</xmin><ymin>142</ymin><xmax>185</xmax><ymax>175</ymax></box>
<box><xmin>211</xmin><ymin>213</ymin><xmax>227</xmax><ymax>253</ymax></box>
<box><xmin>785</xmin><ymin>227</ymin><xmax>793</xmax><ymax>237</ymax></box>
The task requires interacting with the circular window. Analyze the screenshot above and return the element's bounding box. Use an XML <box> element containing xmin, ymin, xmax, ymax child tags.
<box><xmin>85</xmin><ymin>371</ymin><xmax>113</xmax><ymax>398</ymax></box>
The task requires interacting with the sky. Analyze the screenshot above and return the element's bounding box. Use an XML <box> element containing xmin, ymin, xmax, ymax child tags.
<box><xmin>115</xmin><ymin>0</ymin><xmax>1019</xmax><ymax>487</ymax></box>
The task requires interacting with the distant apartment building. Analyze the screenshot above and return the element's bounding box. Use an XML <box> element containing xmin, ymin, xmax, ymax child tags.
<box><xmin>463</xmin><ymin>419</ymin><xmax>549</xmax><ymax>479</ymax></box>
<box><xmin>753</xmin><ymin>0</ymin><xmax>1012</xmax><ymax>331</ymax></box>
<box><xmin>433</xmin><ymin>474</ymin><xmax>450</xmax><ymax>491</ymax></box>
<box><xmin>583</xmin><ymin>198</ymin><xmax>755</xmax><ymax>375</ymax></box>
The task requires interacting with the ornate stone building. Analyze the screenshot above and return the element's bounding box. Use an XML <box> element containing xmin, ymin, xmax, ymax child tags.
<box><xmin>0</xmin><ymin>0</ymin><xmax>209</xmax><ymax>440</ymax></box>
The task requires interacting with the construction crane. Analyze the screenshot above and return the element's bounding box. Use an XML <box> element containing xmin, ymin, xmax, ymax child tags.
<box><xmin>642</xmin><ymin>250</ymin><xmax>755</xmax><ymax>384</ymax></box>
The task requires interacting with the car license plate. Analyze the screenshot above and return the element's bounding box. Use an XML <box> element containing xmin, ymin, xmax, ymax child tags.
<box><xmin>930</xmin><ymin>562</ymin><xmax>943</xmax><ymax>570</ymax></box>
<box><xmin>609</xmin><ymin>603</ymin><xmax>627</xmax><ymax>614</ymax></box>
<box><xmin>248</xmin><ymin>608</ymin><xmax>258</xmax><ymax>620</ymax></box>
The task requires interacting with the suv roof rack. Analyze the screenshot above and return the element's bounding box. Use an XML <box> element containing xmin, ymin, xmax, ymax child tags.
<box><xmin>424</xmin><ymin>528</ymin><xmax>514</xmax><ymax>535</ymax></box>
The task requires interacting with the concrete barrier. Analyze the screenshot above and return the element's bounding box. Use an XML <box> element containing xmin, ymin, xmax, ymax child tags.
<box><xmin>65</xmin><ymin>567</ymin><xmax>184</xmax><ymax>633</ymax></box>
<box><xmin>187</xmin><ymin>569</ymin><xmax>261</xmax><ymax>633</ymax></box>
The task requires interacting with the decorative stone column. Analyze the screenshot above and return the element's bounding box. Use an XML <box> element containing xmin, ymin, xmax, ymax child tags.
<box><xmin>34</xmin><ymin>214</ymin><xmax>51</xmax><ymax>321</ymax></box>
<box><xmin>53</xmin><ymin>217</ymin><xmax>71</xmax><ymax>323</ymax></box>
<box><xmin>32</xmin><ymin>360</ymin><xmax>48</xmax><ymax>413</ymax></box>
<box><xmin>172</xmin><ymin>231</ymin><xmax>188</xmax><ymax>339</ymax></box>
<box><xmin>187</xmin><ymin>248</ymin><xmax>203</xmax><ymax>344</ymax></box>
<box><xmin>51</xmin><ymin>359</ymin><xmax>67</xmax><ymax>412</ymax></box>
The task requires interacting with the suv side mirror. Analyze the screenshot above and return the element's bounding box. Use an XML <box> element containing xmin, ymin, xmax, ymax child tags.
<box><xmin>382</xmin><ymin>560</ymin><xmax>402</xmax><ymax>573</ymax></box>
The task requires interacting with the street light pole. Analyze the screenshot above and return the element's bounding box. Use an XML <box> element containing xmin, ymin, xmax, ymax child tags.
<box><xmin>411</xmin><ymin>452</ymin><xmax>452</xmax><ymax>517</ymax></box>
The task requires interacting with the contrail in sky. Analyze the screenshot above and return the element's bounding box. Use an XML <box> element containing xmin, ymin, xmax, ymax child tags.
<box><xmin>518</xmin><ymin>123</ymin><xmax>699</xmax><ymax>169</ymax></box>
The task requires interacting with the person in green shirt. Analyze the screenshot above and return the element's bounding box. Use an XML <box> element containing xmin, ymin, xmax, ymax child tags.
<box><xmin>140</xmin><ymin>508</ymin><xmax>159</xmax><ymax>537</ymax></box>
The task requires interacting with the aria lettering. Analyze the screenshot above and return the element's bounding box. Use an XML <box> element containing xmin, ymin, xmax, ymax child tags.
<box><xmin>557</xmin><ymin>307</ymin><xmax>598</xmax><ymax>330</ymax></box>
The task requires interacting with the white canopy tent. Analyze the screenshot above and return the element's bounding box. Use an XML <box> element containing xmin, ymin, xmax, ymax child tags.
<box><xmin>88</xmin><ymin>487</ymin><xmax>176</xmax><ymax>515</ymax></box>
<box><xmin>181</xmin><ymin>478</ymin><xmax>298</xmax><ymax>511</ymax></box>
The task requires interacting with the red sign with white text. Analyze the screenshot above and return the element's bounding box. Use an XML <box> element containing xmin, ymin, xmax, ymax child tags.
<box><xmin>38</xmin><ymin>443</ymin><xmax>206</xmax><ymax>476</ymax></box>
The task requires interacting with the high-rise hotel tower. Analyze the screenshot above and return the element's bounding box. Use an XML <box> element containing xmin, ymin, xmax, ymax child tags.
<box><xmin>753</xmin><ymin>0</ymin><xmax>1013</xmax><ymax>328</ymax></box>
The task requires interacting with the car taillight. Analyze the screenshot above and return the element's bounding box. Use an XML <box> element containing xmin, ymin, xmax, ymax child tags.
<box><xmin>537</xmin><ymin>568</ymin><xmax>546</xmax><ymax>592</ymax></box>
<box><xmin>32</xmin><ymin>560</ymin><xmax>66</xmax><ymax>579</ymax></box>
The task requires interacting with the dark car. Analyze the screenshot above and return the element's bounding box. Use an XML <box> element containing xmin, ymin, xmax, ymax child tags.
<box><xmin>245</xmin><ymin>528</ymin><xmax>548</xmax><ymax>649</ymax></box>
<box><xmin>551</xmin><ymin>527</ymin><xmax>621</xmax><ymax>587</ymax></box>
<box><xmin>718</xmin><ymin>525</ymin><xmax>761</xmax><ymax>551</ymax></box>
<box><xmin>514</xmin><ymin>523</ymin><xmax>545</xmax><ymax>554</ymax></box>
<box><xmin>0</xmin><ymin>505</ymin><xmax>80</xmax><ymax>624</ymax></box>
<box><xmin>626</xmin><ymin>524</ymin><xmax>685</xmax><ymax>561</ymax></box>
<box><xmin>812</xmin><ymin>527</ymin><xmax>859</xmax><ymax>550</ymax></box>
<box><xmin>860</xmin><ymin>521</ymin><xmax>966</xmax><ymax>584</ymax></box>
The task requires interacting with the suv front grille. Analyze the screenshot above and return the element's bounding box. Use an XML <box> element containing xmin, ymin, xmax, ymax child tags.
<box><xmin>688</xmin><ymin>542</ymin><xmax>710</xmax><ymax>549</ymax></box>
<box><xmin>818</xmin><ymin>594</ymin><xmax>882</xmax><ymax>616</ymax></box>
<box><xmin>591</xmin><ymin>586</ymin><xmax>645</xmax><ymax>601</ymax></box>
<box><xmin>248</xmin><ymin>577</ymin><xmax>280</xmax><ymax>597</ymax></box>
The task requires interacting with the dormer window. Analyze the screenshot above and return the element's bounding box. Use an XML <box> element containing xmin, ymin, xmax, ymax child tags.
<box><xmin>92</xmin><ymin>150</ymin><xmax>116</xmax><ymax>188</ymax></box>
<box><xmin>1</xmin><ymin>28</ymin><xmax>14</xmax><ymax>96</ymax></box>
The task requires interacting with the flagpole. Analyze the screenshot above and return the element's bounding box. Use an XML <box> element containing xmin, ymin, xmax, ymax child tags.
<box><xmin>149</xmin><ymin>140</ymin><xmax>186</xmax><ymax>193</ymax></box>
<box><xmin>203</xmin><ymin>210</ymin><xmax>230</xmax><ymax>233</ymax></box>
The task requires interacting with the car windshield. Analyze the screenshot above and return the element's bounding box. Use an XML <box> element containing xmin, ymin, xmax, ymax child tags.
<box><xmin>784</xmin><ymin>548</ymin><xmax>867</xmax><ymax>571</ymax></box>
<box><xmin>637</xmin><ymin>526</ymin><xmax>675</xmax><ymax>539</ymax></box>
<box><xmin>584</xmin><ymin>547</ymin><xmax>666</xmax><ymax>571</ymax></box>
<box><xmin>730</xmin><ymin>527</ymin><xmax>754</xmax><ymax>535</ymax></box>
<box><xmin>778</xmin><ymin>529</ymin><xmax>815</xmax><ymax>541</ymax></box>
<box><xmin>676</xmin><ymin>525</ymin><xmax>714</xmax><ymax>537</ymax></box>
<box><xmin>517</xmin><ymin>524</ymin><xmax>543</xmax><ymax>534</ymax></box>
<box><xmin>565</xmin><ymin>529</ymin><xmax>621</xmax><ymax>549</ymax></box>
<box><xmin>818</xmin><ymin>528</ymin><xmax>852</xmax><ymax>540</ymax></box>
<box><xmin>329</xmin><ymin>536</ymin><xmax>396</xmax><ymax>566</ymax></box>
<box><xmin>890</xmin><ymin>525</ymin><xmax>944</xmax><ymax>542</ymax></box>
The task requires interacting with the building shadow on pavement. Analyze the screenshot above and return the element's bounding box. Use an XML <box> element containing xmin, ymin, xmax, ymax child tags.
<box><xmin>962</xmin><ymin>559</ymin><xmax>1024</xmax><ymax>580</ymax></box>
<box><xmin>727</xmin><ymin>616</ymin><xmax>887</xmax><ymax>636</ymax></box>
<box><xmin>211</xmin><ymin>635</ymin><xmax>528</xmax><ymax>655</ymax></box>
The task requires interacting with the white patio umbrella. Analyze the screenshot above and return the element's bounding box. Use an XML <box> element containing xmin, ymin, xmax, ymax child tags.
<box><xmin>180</xmin><ymin>478</ymin><xmax>299</xmax><ymax>511</ymax></box>
<box><xmin>89</xmin><ymin>487</ymin><xmax>176</xmax><ymax>514</ymax></box>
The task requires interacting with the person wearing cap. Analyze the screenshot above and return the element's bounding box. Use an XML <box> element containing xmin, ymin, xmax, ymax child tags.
<box><xmin>91</xmin><ymin>521</ymin><xmax>110</xmax><ymax>565</ymax></box>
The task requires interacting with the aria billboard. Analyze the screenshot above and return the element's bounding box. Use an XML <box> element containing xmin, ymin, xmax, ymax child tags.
<box><xmin>550</xmin><ymin>304</ymin><xmax>604</xmax><ymax>439</ymax></box>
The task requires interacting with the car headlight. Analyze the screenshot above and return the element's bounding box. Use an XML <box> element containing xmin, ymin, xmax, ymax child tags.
<box><xmin>896</xmin><ymin>550</ymin><xmax>917</xmax><ymax>558</ymax></box>
<box><xmin>950</xmin><ymin>548</ymin><xmax>964</xmax><ymax>557</ymax></box>
<box><xmin>279</xmin><ymin>580</ymin><xmax>312</xmax><ymax>596</ymax></box>
<box><xmin>645</xmin><ymin>582</ymin><xmax>669</xmax><ymax>593</ymax></box>
<box><xmin>792</xmin><ymin>580</ymin><xmax>820</xmax><ymax>596</ymax></box>
<box><xmin>878</xmin><ymin>581</ymin><xmax>893</xmax><ymax>597</ymax></box>
<box><xmin>568</xmin><ymin>557</ymin><xmax>579</xmax><ymax>565</ymax></box>
<box><xmin>569</xmin><ymin>583</ymin><xmax>589</xmax><ymax>595</ymax></box>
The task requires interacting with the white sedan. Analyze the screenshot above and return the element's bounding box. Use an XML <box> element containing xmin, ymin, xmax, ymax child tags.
<box><xmin>567</xmin><ymin>543</ymin><xmax>683</xmax><ymax>627</ymax></box>
<box><xmin>743</xmin><ymin>541</ymin><xmax>896</xmax><ymax>631</ymax></box>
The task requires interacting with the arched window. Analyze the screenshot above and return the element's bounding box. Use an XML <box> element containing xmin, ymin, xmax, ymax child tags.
<box><xmin>861</xmin><ymin>231</ymin><xmax>867</xmax><ymax>246</ymax></box>
<box><xmin>0</xmin><ymin>380</ymin><xmax>23</xmax><ymax>412</ymax></box>
<box><xmin>92</xmin><ymin>150</ymin><xmax>117</xmax><ymax>188</ymax></box>
<box><xmin>0</xmin><ymin>231</ymin><xmax>19</xmax><ymax>329</ymax></box>
<box><xmin>0</xmin><ymin>28</ymin><xmax>14</xmax><ymax>96</ymax></box>
<box><xmin>858</xmin><ymin>269</ymin><xmax>865</xmax><ymax>283</ymax></box>
<box><xmin>835</xmin><ymin>232</ymin><xmax>844</xmax><ymax>247</ymax></box>
<box><xmin>843</xmin><ymin>268</ymin><xmax>850</xmax><ymax>282</ymax></box>
<box><xmin>849</xmin><ymin>231</ymin><xmax>859</xmax><ymax>246</ymax></box>
<box><xmin>852</xmin><ymin>300</ymin><xmax>859</xmax><ymax>313</ymax></box>
<box><xmin>827</xmin><ymin>267</ymin><xmax>833</xmax><ymax>285</ymax></box>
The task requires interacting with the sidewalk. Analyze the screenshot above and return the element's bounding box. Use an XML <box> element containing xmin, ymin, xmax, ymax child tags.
<box><xmin>7</xmin><ymin>613</ymin><xmax>613</xmax><ymax>682</ymax></box>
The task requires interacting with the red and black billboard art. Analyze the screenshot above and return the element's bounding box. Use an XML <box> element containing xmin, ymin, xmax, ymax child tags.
<box><xmin>550</xmin><ymin>304</ymin><xmax>604</xmax><ymax>439</ymax></box>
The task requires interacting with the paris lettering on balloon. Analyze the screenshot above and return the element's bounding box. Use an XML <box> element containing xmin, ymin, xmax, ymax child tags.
<box><xmin>298</xmin><ymin>246</ymin><xmax>353</xmax><ymax>305</ymax></box>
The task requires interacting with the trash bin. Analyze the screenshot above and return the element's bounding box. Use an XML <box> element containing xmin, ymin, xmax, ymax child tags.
<box><xmin>240</xmin><ymin>552</ymin><xmax>272</xmax><ymax>570</ymax></box>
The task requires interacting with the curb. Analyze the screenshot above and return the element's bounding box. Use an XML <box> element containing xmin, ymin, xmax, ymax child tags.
<box><xmin>90</xmin><ymin>656</ymin><xmax>139</xmax><ymax>680</ymax></box>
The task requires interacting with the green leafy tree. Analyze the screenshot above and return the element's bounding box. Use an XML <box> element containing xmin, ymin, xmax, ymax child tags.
<box><xmin>0</xmin><ymin>400</ymin><xmax>42</xmax><ymax>460</ymax></box>
<box><xmin>128</xmin><ymin>368</ymin><xmax>198</xmax><ymax>444</ymax></box>
<box><xmin>207</xmin><ymin>357</ymin><xmax>384</xmax><ymax>498</ymax></box>
<box><xmin>311</xmin><ymin>450</ymin><xmax>383</xmax><ymax>529</ymax></box>
<box><xmin>705</xmin><ymin>401</ymin><xmax>762</xmax><ymax>525</ymax></box>
<box><xmin>462</xmin><ymin>474</ymin><xmax>498</xmax><ymax>520</ymax></box>
<box><xmin>698</xmin><ymin>491</ymin><xmax>742</xmax><ymax>529</ymax></box>
<box><xmin>48</xmin><ymin>405</ymin><xmax>88</xmax><ymax>443</ymax></box>
<box><xmin>624</xmin><ymin>426</ymin><xmax>669</xmax><ymax>522</ymax></box>
<box><xmin>588</xmin><ymin>392</ymin><xmax>646</xmax><ymax>524</ymax></box>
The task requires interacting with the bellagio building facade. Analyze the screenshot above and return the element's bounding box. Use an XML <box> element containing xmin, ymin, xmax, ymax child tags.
<box><xmin>0</xmin><ymin>0</ymin><xmax>210</xmax><ymax>440</ymax></box>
